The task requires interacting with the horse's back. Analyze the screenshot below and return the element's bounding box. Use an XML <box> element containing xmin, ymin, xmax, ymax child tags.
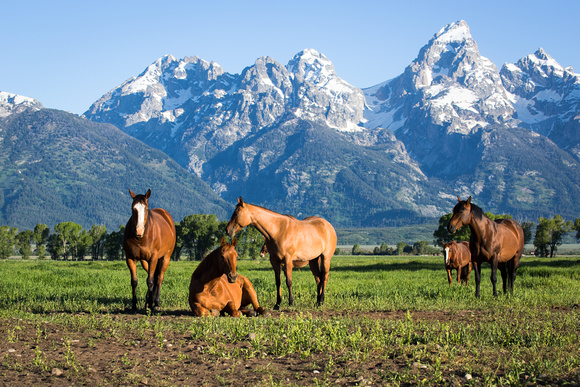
<box><xmin>299</xmin><ymin>216</ymin><xmax>337</xmax><ymax>254</ymax></box>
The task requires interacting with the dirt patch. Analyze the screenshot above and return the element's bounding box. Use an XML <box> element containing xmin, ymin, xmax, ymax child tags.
<box><xmin>0</xmin><ymin>308</ymin><xmax>575</xmax><ymax>386</ymax></box>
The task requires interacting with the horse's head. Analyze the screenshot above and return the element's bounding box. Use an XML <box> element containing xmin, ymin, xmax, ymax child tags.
<box><xmin>447</xmin><ymin>196</ymin><xmax>472</xmax><ymax>235</ymax></box>
<box><xmin>129</xmin><ymin>189</ymin><xmax>151</xmax><ymax>239</ymax></box>
<box><xmin>442</xmin><ymin>241</ymin><xmax>454</xmax><ymax>266</ymax></box>
<box><xmin>218</xmin><ymin>237</ymin><xmax>238</xmax><ymax>283</ymax></box>
<box><xmin>226</xmin><ymin>197</ymin><xmax>251</xmax><ymax>237</ymax></box>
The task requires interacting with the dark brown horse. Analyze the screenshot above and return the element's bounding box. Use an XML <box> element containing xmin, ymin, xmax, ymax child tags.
<box><xmin>123</xmin><ymin>189</ymin><xmax>176</xmax><ymax>312</ymax></box>
<box><xmin>189</xmin><ymin>237</ymin><xmax>265</xmax><ymax>317</ymax></box>
<box><xmin>226</xmin><ymin>197</ymin><xmax>337</xmax><ymax>310</ymax></box>
<box><xmin>447</xmin><ymin>196</ymin><xmax>524</xmax><ymax>297</ymax></box>
<box><xmin>442</xmin><ymin>241</ymin><xmax>472</xmax><ymax>286</ymax></box>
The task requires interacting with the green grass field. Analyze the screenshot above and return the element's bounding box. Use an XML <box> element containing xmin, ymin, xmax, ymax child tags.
<box><xmin>1</xmin><ymin>255</ymin><xmax>579</xmax><ymax>385</ymax></box>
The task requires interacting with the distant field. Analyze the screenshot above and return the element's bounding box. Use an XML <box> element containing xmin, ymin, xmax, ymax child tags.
<box><xmin>1</xmin><ymin>255</ymin><xmax>579</xmax><ymax>385</ymax></box>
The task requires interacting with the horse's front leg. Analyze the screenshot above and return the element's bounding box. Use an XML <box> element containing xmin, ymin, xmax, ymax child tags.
<box><xmin>507</xmin><ymin>258</ymin><xmax>517</xmax><ymax>294</ymax></box>
<box><xmin>490</xmin><ymin>255</ymin><xmax>499</xmax><ymax>297</ymax></box>
<box><xmin>146</xmin><ymin>258</ymin><xmax>160</xmax><ymax>312</ymax></box>
<box><xmin>446</xmin><ymin>268</ymin><xmax>452</xmax><ymax>286</ymax></box>
<box><xmin>270</xmin><ymin>256</ymin><xmax>283</xmax><ymax>310</ymax></box>
<box><xmin>153</xmin><ymin>255</ymin><xmax>170</xmax><ymax>310</ymax></box>
<box><xmin>126</xmin><ymin>258</ymin><xmax>139</xmax><ymax>310</ymax></box>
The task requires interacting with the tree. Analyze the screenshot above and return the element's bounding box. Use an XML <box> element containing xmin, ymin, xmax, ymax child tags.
<box><xmin>412</xmin><ymin>241</ymin><xmax>430</xmax><ymax>255</ymax></box>
<box><xmin>180</xmin><ymin>214</ymin><xmax>222</xmax><ymax>260</ymax></box>
<box><xmin>520</xmin><ymin>221</ymin><xmax>534</xmax><ymax>244</ymax></box>
<box><xmin>88</xmin><ymin>225</ymin><xmax>107</xmax><ymax>260</ymax></box>
<box><xmin>0</xmin><ymin>226</ymin><xmax>17</xmax><ymax>259</ymax></box>
<box><xmin>533</xmin><ymin>216</ymin><xmax>572</xmax><ymax>257</ymax></box>
<box><xmin>104</xmin><ymin>226</ymin><xmax>125</xmax><ymax>260</ymax></box>
<box><xmin>75</xmin><ymin>230</ymin><xmax>93</xmax><ymax>260</ymax></box>
<box><xmin>16</xmin><ymin>230</ymin><xmax>34</xmax><ymax>259</ymax></box>
<box><xmin>33</xmin><ymin>224</ymin><xmax>49</xmax><ymax>259</ymax></box>
<box><xmin>53</xmin><ymin>222</ymin><xmax>83</xmax><ymax>260</ymax></box>
<box><xmin>574</xmin><ymin>218</ymin><xmax>580</xmax><ymax>242</ymax></box>
<box><xmin>396</xmin><ymin>242</ymin><xmax>407</xmax><ymax>255</ymax></box>
<box><xmin>352</xmin><ymin>244</ymin><xmax>361</xmax><ymax>255</ymax></box>
<box><xmin>237</xmin><ymin>226</ymin><xmax>263</xmax><ymax>259</ymax></box>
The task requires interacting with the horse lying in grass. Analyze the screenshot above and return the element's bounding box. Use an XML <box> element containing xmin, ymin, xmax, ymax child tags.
<box><xmin>443</xmin><ymin>241</ymin><xmax>472</xmax><ymax>286</ymax></box>
<box><xmin>189</xmin><ymin>237</ymin><xmax>265</xmax><ymax>317</ymax></box>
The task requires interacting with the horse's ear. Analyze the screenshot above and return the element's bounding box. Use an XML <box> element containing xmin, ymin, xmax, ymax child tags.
<box><xmin>466</xmin><ymin>196</ymin><xmax>471</xmax><ymax>204</ymax></box>
<box><xmin>220</xmin><ymin>236</ymin><xmax>226</xmax><ymax>246</ymax></box>
<box><xmin>238</xmin><ymin>197</ymin><xmax>244</xmax><ymax>206</ymax></box>
<box><xmin>130</xmin><ymin>189</ymin><xmax>136</xmax><ymax>199</ymax></box>
<box><xmin>457</xmin><ymin>196</ymin><xmax>462</xmax><ymax>202</ymax></box>
<box><xmin>145</xmin><ymin>189</ymin><xmax>151</xmax><ymax>199</ymax></box>
<box><xmin>232</xmin><ymin>237</ymin><xmax>237</xmax><ymax>247</ymax></box>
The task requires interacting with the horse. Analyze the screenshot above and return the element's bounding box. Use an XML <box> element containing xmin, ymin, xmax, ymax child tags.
<box><xmin>123</xmin><ymin>189</ymin><xmax>176</xmax><ymax>312</ymax></box>
<box><xmin>226</xmin><ymin>197</ymin><xmax>337</xmax><ymax>310</ymax></box>
<box><xmin>442</xmin><ymin>241</ymin><xmax>472</xmax><ymax>286</ymax></box>
<box><xmin>447</xmin><ymin>196</ymin><xmax>524</xmax><ymax>297</ymax></box>
<box><xmin>189</xmin><ymin>237</ymin><xmax>265</xmax><ymax>317</ymax></box>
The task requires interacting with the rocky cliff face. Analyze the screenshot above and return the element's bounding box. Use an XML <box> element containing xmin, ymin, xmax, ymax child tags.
<box><xmin>83</xmin><ymin>21</ymin><xmax>580</xmax><ymax>224</ymax></box>
<box><xmin>500</xmin><ymin>48</ymin><xmax>580</xmax><ymax>160</ymax></box>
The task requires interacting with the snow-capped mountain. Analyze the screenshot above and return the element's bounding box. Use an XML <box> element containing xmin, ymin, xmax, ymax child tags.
<box><xmin>500</xmin><ymin>48</ymin><xmax>580</xmax><ymax>160</ymax></box>
<box><xmin>83</xmin><ymin>21</ymin><xmax>580</xmax><ymax>224</ymax></box>
<box><xmin>0</xmin><ymin>92</ymin><xmax>43</xmax><ymax>117</ymax></box>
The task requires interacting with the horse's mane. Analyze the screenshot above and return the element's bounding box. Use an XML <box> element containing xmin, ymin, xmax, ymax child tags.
<box><xmin>244</xmin><ymin>202</ymin><xmax>298</xmax><ymax>221</ymax></box>
<box><xmin>470</xmin><ymin>203</ymin><xmax>485</xmax><ymax>221</ymax></box>
<box><xmin>192</xmin><ymin>248</ymin><xmax>219</xmax><ymax>279</ymax></box>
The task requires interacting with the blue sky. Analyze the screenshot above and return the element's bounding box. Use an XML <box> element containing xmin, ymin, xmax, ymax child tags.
<box><xmin>2</xmin><ymin>0</ymin><xmax>579</xmax><ymax>115</ymax></box>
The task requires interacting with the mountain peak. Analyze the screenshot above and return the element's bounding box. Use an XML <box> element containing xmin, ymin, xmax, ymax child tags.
<box><xmin>0</xmin><ymin>91</ymin><xmax>44</xmax><ymax>117</ymax></box>
<box><xmin>433</xmin><ymin>20</ymin><xmax>472</xmax><ymax>44</ymax></box>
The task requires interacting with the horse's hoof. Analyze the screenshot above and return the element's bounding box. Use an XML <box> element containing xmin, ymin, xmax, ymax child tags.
<box><xmin>273</xmin><ymin>305</ymin><xmax>280</xmax><ymax>311</ymax></box>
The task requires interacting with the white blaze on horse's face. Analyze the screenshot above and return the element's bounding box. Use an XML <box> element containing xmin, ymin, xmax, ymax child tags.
<box><xmin>444</xmin><ymin>246</ymin><xmax>450</xmax><ymax>265</ymax></box>
<box><xmin>134</xmin><ymin>202</ymin><xmax>147</xmax><ymax>237</ymax></box>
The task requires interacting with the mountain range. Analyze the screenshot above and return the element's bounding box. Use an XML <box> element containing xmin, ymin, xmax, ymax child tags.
<box><xmin>2</xmin><ymin>20</ymin><xmax>579</xmax><ymax>229</ymax></box>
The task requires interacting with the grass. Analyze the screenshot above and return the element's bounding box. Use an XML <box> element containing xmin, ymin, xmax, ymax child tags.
<box><xmin>0</xmin><ymin>255</ymin><xmax>579</xmax><ymax>385</ymax></box>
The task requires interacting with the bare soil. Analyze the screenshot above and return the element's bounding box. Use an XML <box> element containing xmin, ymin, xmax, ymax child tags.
<box><xmin>0</xmin><ymin>309</ymin><xmax>575</xmax><ymax>386</ymax></box>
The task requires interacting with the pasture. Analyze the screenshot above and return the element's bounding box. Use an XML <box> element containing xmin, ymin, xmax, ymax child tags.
<box><xmin>1</xmin><ymin>255</ymin><xmax>579</xmax><ymax>385</ymax></box>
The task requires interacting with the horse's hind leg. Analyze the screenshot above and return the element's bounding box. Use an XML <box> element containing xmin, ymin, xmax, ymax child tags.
<box><xmin>498</xmin><ymin>262</ymin><xmax>508</xmax><ymax>294</ymax></box>
<box><xmin>473</xmin><ymin>261</ymin><xmax>482</xmax><ymax>298</ymax></box>
<box><xmin>507</xmin><ymin>259</ymin><xmax>516</xmax><ymax>294</ymax></box>
<box><xmin>153</xmin><ymin>254</ymin><xmax>171</xmax><ymax>311</ymax></box>
<box><xmin>310</xmin><ymin>255</ymin><xmax>329</xmax><ymax>306</ymax></box>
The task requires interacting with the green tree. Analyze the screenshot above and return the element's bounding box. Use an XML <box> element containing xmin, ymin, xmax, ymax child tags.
<box><xmin>0</xmin><ymin>226</ymin><xmax>17</xmax><ymax>259</ymax></box>
<box><xmin>574</xmin><ymin>218</ymin><xmax>580</xmax><ymax>241</ymax></box>
<box><xmin>104</xmin><ymin>226</ymin><xmax>125</xmax><ymax>261</ymax></box>
<box><xmin>412</xmin><ymin>241</ymin><xmax>430</xmax><ymax>255</ymax></box>
<box><xmin>53</xmin><ymin>222</ymin><xmax>83</xmax><ymax>260</ymax></box>
<box><xmin>16</xmin><ymin>230</ymin><xmax>34</xmax><ymax>259</ymax></box>
<box><xmin>88</xmin><ymin>225</ymin><xmax>107</xmax><ymax>260</ymax></box>
<box><xmin>521</xmin><ymin>221</ymin><xmax>534</xmax><ymax>245</ymax></box>
<box><xmin>180</xmin><ymin>214</ymin><xmax>222</xmax><ymax>261</ymax></box>
<box><xmin>33</xmin><ymin>224</ymin><xmax>49</xmax><ymax>259</ymax></box>
<box><xmin>75</xmin><ymin>230</ymin><xmax>93</xmax><ymax>260</ymax></box>
<box><xmin>352</xmin><ymin>244</ymin><xmax>361</xmax><ymax>255</ymax></box>
<box><xmin>237</xmin><ymin>226</ymin><xmax>263</xmax><ymax>259</ymax></box>
<box><xmin>396</xmin><ymin>242</ymin><xmax>407</xmax><ymax>255</ymax></box>
<box><xmin>534</xmin><ymin>216</ymin><xmax>572</xmax><ymax>257</ymax></box>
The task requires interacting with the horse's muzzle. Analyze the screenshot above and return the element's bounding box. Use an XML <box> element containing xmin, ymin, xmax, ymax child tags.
<box><xmin>447</xmin><ymin>224</ymin><xmax>456</xmax><ymax>234</ymax></box>
<box><xmin>227</xmin><ymin>273</ymin><xmax>238</xmax><ymax>283</ymax></box>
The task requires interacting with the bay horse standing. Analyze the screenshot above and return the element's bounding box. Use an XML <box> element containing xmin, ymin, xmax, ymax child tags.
<box><xmin>442</xmin><ymin>241</ymin><xmax>472</xmax><ymax>286</ymax></box>
<box><xmin>123</xmin><ymin>189</ymin><xmax>176</xmax><ymax>312</ymax></box>
<box><xmin>447</xmin><ymin>196</ymin><xmax>524</xmax><ymax>297</ymax></box>
<box><xmin>189</xmin><ymin>237</ymin><xmax>265</xmax><ymax>317</ymax></box>
<box><xmin>226</xmin><ymin>197</ymin><xmax>337</xmax><ymax>310</ymax></box>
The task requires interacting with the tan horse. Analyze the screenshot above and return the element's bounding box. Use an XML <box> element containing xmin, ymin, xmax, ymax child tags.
<box><xmin>226</xmin><ymin>197</ymin><xmax>337</xmax><ymax>310</ymax></box>
<box><xmin>447</xmin><ymin>196</ymin><xmax>524</xmax><ymax>297</ymax></box>
<box><xmin>123</xmin><ymin>189</ymin><xmax>176</xmax><ymax>312</ymax></box>
<box><xmin>442</xmin><ymin>241</ymin><xmax>472</xmax><ymax>286</ymax></box>
<box><xmin>189</xmin><ymin>237</ymin><xmax>265</xmax><ymax>317</ymax></box>
<box><xmin>259</xmin><ymin>243</ymin><xmax>308</xmax><ymax>268</ymax></box>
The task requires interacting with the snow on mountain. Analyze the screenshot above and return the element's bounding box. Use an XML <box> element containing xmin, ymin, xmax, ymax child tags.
<box><xmin>500</xmin><ymin>48</ymin><xmax>580</xmax><ymax>160</ymax></box>
<box><xmin>0</xmin><ymin>92</ymin><xmax>43</xmax><ymax>117</ymax></box>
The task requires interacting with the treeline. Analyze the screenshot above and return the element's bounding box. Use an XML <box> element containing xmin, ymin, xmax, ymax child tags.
<box><xmin>433</xmin><ymin>212</ymin><xmax>580</xmax><ymax>258</ymax></box>
<box><xmin>0</xmin><ymin>214</ymin><xmax>264</xmax><ymax>261</ymax></box>
<box><xmin>350</xmin><ymin>241</ymin><xmax>440</xmax><ymax>256</ymax></box>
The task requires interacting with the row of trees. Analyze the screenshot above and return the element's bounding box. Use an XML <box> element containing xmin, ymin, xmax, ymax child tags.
<box><xmin>351</xmin><ymin>241</ymin><xmax>440</xmax><ymax>256</ymax></box>
<box><xmin>433</xmin><ymin>212</ymin><xmax>580</xmax><ymax>257</ymax></box>
<box><xmin>0</xmin><ymin>214</ymin><xmax>265</xmax><ymax>261</ymax></box>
